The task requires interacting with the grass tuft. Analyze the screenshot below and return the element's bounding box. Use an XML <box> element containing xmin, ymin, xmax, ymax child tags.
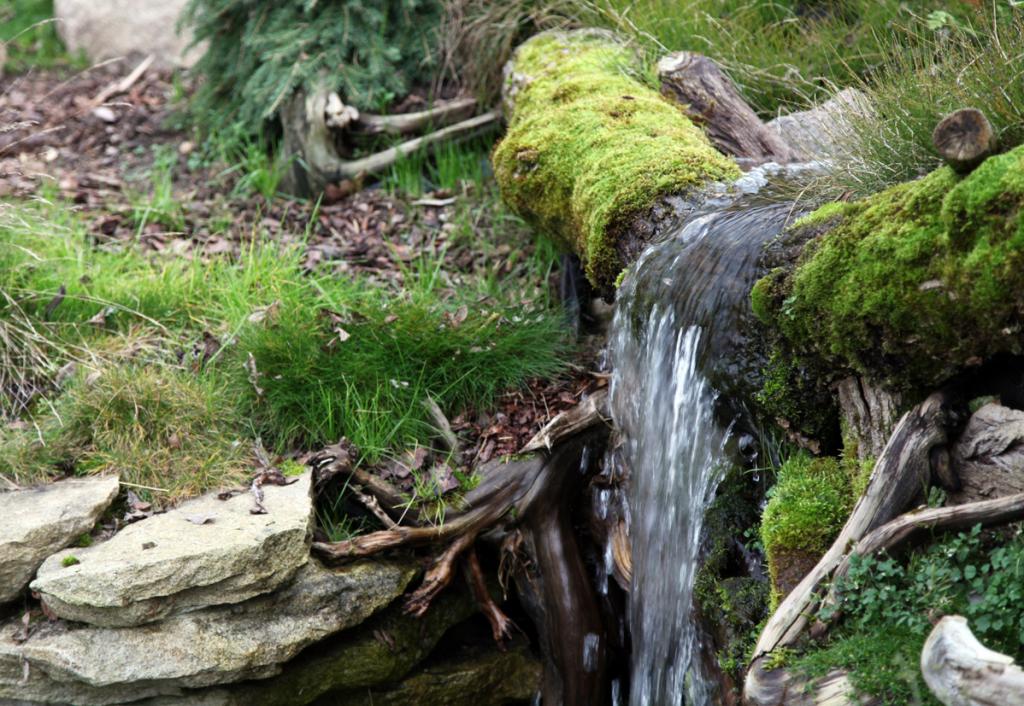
<box><xmin>0</xmin><ymin>364</ymin><xmax>250</xmax><ymax>502</ymax></box>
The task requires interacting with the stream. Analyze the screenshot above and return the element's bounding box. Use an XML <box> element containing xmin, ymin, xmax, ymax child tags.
<box><xmin>609</xmin><ymin>167</ymin><xmax>812</xmax><ymax>705</ymax></box>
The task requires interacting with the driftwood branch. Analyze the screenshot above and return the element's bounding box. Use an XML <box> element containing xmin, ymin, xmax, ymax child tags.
<box><xmin>743</xmin><ymin>666</ymin><xmax>866</xmax><ymax>706</ymax></box>
<box><xmin>520</xmin><ymin>388</ymin><xmax>610</xmax><ymax>453</ymax></box>
<box><xmin>746</xmin><ymin>391</ymin><xmax>955</xmax><ymax>704</ymax></box>
<box><xmin>281</xmin><ymin>87</ymin><xmax>498</xmax><ymax>195</ymax></box>
<box><xmin>423</xmin><ymin>396</ymin><xmax>459</xmax><ymax>453</ymax></box>
<box><xmin>657</xmin><ymin>51</ymin><xmax>794</xmax><ymax>163</ymax></box>
<box><xmin>353</xmin><ymin>97</ymin><xmax>478</xmax><ymax>136</ymax></box>
<box><xmin>932</xmin><ymin>108</ymin><xmax>996</xmax><ymax>174</ymax></box>
<box><xmin>834</xmin><ymin>492</ymin><xmax>1024</xmax><ymax>585</ymax></box>
<box><xmin>91</xmin><ymin>54</ymin><xmax>154</xmax><ymax>107</ymax></box>
<box><xmin>922</xmin><ymin>615</ymin><xmax>1024</xmax><ymax>705</ymax></box>
<box><xmin>314</xmin><ymin>416</ymin><xmax>610</xmax><ymax>706</ymax></box>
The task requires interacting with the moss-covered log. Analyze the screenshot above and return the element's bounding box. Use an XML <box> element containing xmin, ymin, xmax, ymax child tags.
<box><xmin>752</xmin><ymin>143</ymin><xmax>1024</xmax><ymax>435</ymax></box>
<box><xmin>493</xmin><ymin>30</ymin><xmax>740</xmax><ymax>292</ymax></box>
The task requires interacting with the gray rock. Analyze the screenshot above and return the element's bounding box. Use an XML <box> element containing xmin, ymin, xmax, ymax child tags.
<box><xmin>0</xmin><ymin>559</ymin><xmax>417</xmax><ymax>705</ymax></box>
<box><xmin>140</xmin><ymin>580</ymin><xmax>478</xmax><ymax>706</ymax></box>
<box><xmin>0</xmin><ymin>476</ymin><xmax>119</xmax><ymax>605</ymax></box>
<box><xmin>54</xmin><ymin>0</ymin><xmax>203</xmax><ymax>68</ymax></box>
<box><xmin>766</xmin><ymin>88</ymin><xmax>872</xmax><ymax>161</ymax></box>
<box><xmin>951</xmin><ymin>403</ymin><xmax>1024</xmax><ymax>503</ymax></box>
<box><xmin>31</xmin><ymin>473</ymin><xmax>313</xmax><ymax>628</ymax></box>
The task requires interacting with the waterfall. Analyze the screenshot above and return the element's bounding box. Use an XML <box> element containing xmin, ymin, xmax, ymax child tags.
<box><xmin>610</xmin><ymin>183</ymin><xmax>800</xmax><ymax>705</ymax></box>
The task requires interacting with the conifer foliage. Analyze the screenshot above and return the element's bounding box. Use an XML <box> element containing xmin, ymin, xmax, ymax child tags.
<box><xmin>184</xmin><ymin>0</ymin><xmax>444</xmax><ymax>129</ymax></box>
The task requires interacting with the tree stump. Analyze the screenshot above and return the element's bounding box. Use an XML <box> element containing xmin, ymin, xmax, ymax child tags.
<box><xmin>932</xmin><ymin>109</ymin><xmax>996</xmax><ymax>174</ymax></box>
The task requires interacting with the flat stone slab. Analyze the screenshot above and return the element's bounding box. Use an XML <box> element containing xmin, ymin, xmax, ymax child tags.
<box><xmin>31</xmin><ymin>474</ymin><xmax>313</xmax><ymax>627</ymax></box>
<box><xmin>0</xmin><ymin>476</ymin><xmax>120</xmax><ymax>604</ymax></box>
<box><xmin>0</xmin><ymin>559</ymin><xmax>417</xmax><ymax>705</ymax></box>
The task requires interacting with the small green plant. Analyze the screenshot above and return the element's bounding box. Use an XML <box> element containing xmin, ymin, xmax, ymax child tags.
<box><xmin>797</xmin><ymin>524</ymin><xmax>1024</xmax><ymax>703</ymax></box>
<box><xmin>315</xmin><ymin>480</ymin><xmax>374</xmax><ymax>542</ymax></box>
<box><xmin>73</xmin><ymin>532</ymin><xmax>93</xmax><ymax>548</ymax></box>
<box><xmin>61</xmin><ymin>555</ymin><xmax>80</xmax><ymax>567</ymax></box>
<box><xmin>126</xmin><ymin>146</ymin><xmax>186</xmax><ymax>232</ymax></box>
<box><xmin>384</xmin><ymin>150</ymin><xmax>427</xmax><ymax>197</ymax></box>
<box><xmin>428</xmin><ymin>140</ymin><xmax>488</xmax><ymax>191</ymax></box>
<box><xmin>184</xmin><ymin>0</ymin><xmax>445</xmax><ymax>136</ymax></box>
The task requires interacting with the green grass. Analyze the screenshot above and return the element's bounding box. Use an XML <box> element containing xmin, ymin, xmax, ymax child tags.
<box><xmin>0</xmin><ymin>194</ymin><xmax>571</xmax><ymax>497</ymax></box>
<box><xmin>0</xmin><ymin>0</ymin><xmax>83</xmax><ymax>72</ymax></box>
<box><xmin>0</xmin><ymin>364</ymin><xmax>251</xmax><ymax>502</ymax></box>
<box><xmin>126</xmin><ymin>146</ymin><xmax>187</xmax><ymax>233</ymax></box>
<box><xmin>584</xmin><ymin>0</ymin><xmax>983</xmax><ymax>115</ymax></box>
<box><xmin>827</xmin><ymin>13</ymin><xmax>1024</xmax><ymax>197</ymax></box>
<box><xmin>230</xmin><ymin>251</ymin><xmax>571</xmax><ymax>458</ymax></box>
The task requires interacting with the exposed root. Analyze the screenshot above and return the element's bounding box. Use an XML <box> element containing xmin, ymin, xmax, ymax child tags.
<box><xmin>404</xmin><ymin>532</ymin><xmax>477</xmax><ymax>617</ymax></box>
<box><xmin>464</xmin><ymin>545</ymin><xmax>517</xmax><ymax>645</ymax></box>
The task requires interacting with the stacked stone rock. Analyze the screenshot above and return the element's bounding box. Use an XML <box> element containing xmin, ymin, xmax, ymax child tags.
<box><xmin>0</xmin><ymin>474</ymin><xmax>539</xmax><ymax>705</ymax></box>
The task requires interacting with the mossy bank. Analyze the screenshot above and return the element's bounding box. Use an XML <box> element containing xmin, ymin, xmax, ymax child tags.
<box><xmin>493</xmin><ymin>30</ymin><xmax>739</xmax><ymax>292</ymax></box>
<box><xmin>753</xmin><ymin>143</ymin><xmax>1024</xmax><ymax>437</ymax></box>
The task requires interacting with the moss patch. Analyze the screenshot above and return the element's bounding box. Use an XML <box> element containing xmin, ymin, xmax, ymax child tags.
<box><xmin>493</xmin><ymin>30</ymin><xmax>739</xmax><ymax>291</ymax></box>
<box><xmin>760</xmin><ymin>453</ymin><xmax>855</xmax><ymax>604</ymax></box>
<box><xmin>754</xmin><ymin>145</ymin><xmax>1024</xmax><ymax>392</ymax></box>
<box><xmin>694</xmin><ymin>464</ymin><xmax>770</xmax><ymax>688</ymax></box>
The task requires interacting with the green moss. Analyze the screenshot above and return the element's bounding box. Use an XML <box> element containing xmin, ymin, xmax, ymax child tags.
<box><xmin>693</xmin><ymin>465</ymin><xmax>770</xmax><ymax>686</ymax></box>
<box><xmin>61</xmin><ymin>556</ymin><xmax>79</xmax><ymax>567</ymax></box>
<box><xmin>493</xmin><ymin>30</ymin><xmax>739</xmax><ymax>290</ymax></box>
<box><xmin>755</xmin><ymin>145</ymin><xmax>1024</xmax><ymax>391</ymax></box>
<box><xmin>761</xmin><ymin>454</ymin><xmax>854</xmax><ymax>603</ymax></box>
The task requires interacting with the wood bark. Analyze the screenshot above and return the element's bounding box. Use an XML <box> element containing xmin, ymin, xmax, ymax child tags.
<box><xmin>353</xmin><ymin>97</ymin><xmax>478</xmax><ymax>136</ymax></box>
<box><xmin>745</xmin><ymin>392</ymin><xmax>955</xmax><ymax>704</ymax></box>
<box><xmin>657</xmin><ymin>52</ymin><xmax>794</xmax><ymax>163</ymax></box>
<box><xmin>950</xmin><ymin>403</ymin><xmax>1024</xmax><ymax>504</ymax></box>
<box><xmin>521</xmin><ymin>388</ymin><xmax>609</xmax><ymax>453</ymax></box>
<box><xmin>932</xmin><ymin>108</ymin><xmax>996</xmax><ymax>174</ymax></box>
<box><xmin>922</xmin><ymin>615</ymin><xmax>1024</xmax><ymax>705</ymax></box>
<box><xmin>836</xmin><ymin>376</ymin><xmax>902</xmax><ymax>461</ymax></box>
<box><xmin>744</xmin><ymin>666</ymin><xmax>875</xmax><ymax>706</ymax></box>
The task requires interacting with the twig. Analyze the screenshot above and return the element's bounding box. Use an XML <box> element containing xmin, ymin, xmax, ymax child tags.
<box><xmin>350</xmin><ymin>483</ymin><xmax>399</xmax><ymax>530</ymax></box>
<box><xmin>91</xmin><ymin>54</ymin><xmax>155</xmax><ymax>107</ymax></box>
<box><xmin>423</xmin><ymin>396</ymin><xmax>459</xmax><ymax>452</ymax></box>
<box><xmin>118</xmin><ymin>480</ymin><xmax>169</xmax><ymax>493</ymax></box>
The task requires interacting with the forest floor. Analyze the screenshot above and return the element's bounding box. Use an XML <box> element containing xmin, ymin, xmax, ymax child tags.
<box><xmin>0</xmin><ymin>56</ymin><xmax>605</xmax><ymax>517</ymax></box>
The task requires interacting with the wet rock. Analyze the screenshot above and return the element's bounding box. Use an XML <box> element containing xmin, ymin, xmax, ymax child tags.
<box><xmin>0</xmin><ymin>476</ymin><xmax>119</xmax><ymax>605</ymax></box>
<box><xmin>54</xmin><ymin>0</ymin><xmax>203</xmax><ymax>68</ymax></box>
<box><xmin>31</xmin><ymin>474</ymin><xmax>313</xmax><ymax>627</ymax></box>
<box><xmin>331</xmin><ymin>642</ymin><xmax>542</xmax><ymax>706</ymax></box>
<box><xmin>951</xmin><ymin>403</ymin><xmax>1024</xmax><ymax>503</ymax></box>
<box><xmin>0</xmin><ymin>559</ymin><xmax>416</xmax><ymax>705</ymax></box>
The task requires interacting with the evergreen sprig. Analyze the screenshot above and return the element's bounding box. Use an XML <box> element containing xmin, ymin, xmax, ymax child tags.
<box><xmin>183</xmin><ymin>0</ymin><xmax>444</xmax><ymax>131</ymax></box>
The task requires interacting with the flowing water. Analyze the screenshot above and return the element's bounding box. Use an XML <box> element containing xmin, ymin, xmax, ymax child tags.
<box><xmin>610</xmin><ymin>170</ymin><xmax>807</xmax><ymax>705</ymax></box>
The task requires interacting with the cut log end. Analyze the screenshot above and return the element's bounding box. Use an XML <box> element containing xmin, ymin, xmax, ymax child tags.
<box><xmin>932</xmin><ymin>108</ymin><xmax>996</xmax><ymax>174</ymax></box>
